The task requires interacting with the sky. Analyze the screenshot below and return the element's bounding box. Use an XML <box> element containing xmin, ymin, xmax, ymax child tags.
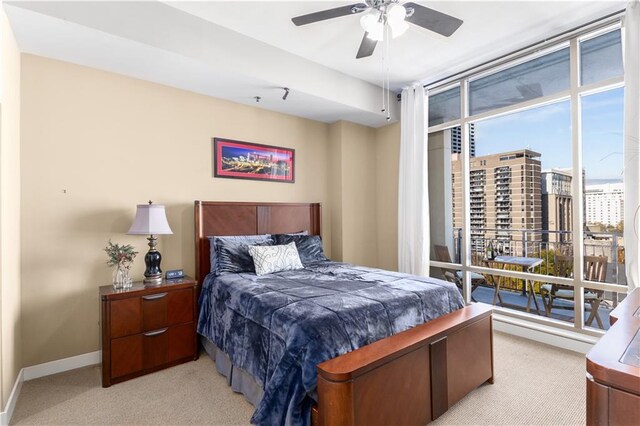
<box><xmin>473</xmin><ymin>87</ymin><xmax>624</xmax><ymax>183</ymax></box>
<box><xmin>221</xmin><ymin>145</ymin><xmax>291</xmax><ymax>162</ymax></box>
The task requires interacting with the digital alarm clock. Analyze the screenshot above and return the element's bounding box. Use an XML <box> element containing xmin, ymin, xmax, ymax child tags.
<box><xmin>165</xmin><ymin>269</ymin><xmax>185</xmax><ymax>280</ymax></box>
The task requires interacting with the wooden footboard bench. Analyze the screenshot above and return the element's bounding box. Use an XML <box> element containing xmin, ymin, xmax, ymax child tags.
<box><xmin>314</xmin><ymin>304</ymin><xmax>493</xmax><ymax>425</ymax></box>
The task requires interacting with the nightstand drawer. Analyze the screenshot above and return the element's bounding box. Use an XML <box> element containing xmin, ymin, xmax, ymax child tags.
<box><xmin>111</xmin><ymin>329</ymin><xmax>168</xmax><ymax>378</ymax></box>
<box><xmin>110</xmin><ymin>288</ymin><xmax>194</xmax><ymax>338</ymax></box>
<box><xmin>110</xmin><ymin>324</ymin><xmax>192</xmax><ymax>379</ymax></box>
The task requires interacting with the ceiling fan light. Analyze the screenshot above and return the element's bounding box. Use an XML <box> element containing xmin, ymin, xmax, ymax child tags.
<box><xmin>386</xmin><ymin>3</ymin><xmax>406</xmax><ymax>25</ymax></box>
<box><xmin>360</xmin><ymin>10</ymin><xmax>381</xmax><ymax>33</ymax></box>
<box><xmin>390</xmin><ymin>20</ymin><xmax>409</xmax><ymax>38</ymax></box>
<box><xmin>366</xmin><ymin>23</ymin><xmax>384</xmax><ymax>41</ymax></box>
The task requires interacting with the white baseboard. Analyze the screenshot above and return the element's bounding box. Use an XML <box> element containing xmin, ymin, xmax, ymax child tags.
<box><xmin>23</xmin><ymin>350</ymin><xmax>101</xmax><ymax>381</ymax></box>
<box><xmin>0</xmin><ymin>369</ymin><xmax>24</xmax><ymax>426</ymax></box>
<box><xmin>493</xmin><ymin>314</ymin><xmax>599</xmax><ymax>354</ymax></box>
<box><xmin>0</xmin><ymin>350</ymin><xmax>101</xmax><ymax>425</ymax></box>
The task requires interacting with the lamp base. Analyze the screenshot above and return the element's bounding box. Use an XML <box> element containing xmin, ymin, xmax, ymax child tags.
<box><xmin>143</xmin><ymin>235</ymin><xmax>163</xmax><ymax>285</ymax></box>
<box><xmin>143</xmin><ymin>274</ymin><xmax>163</xmax><ymax>285</ymax></box>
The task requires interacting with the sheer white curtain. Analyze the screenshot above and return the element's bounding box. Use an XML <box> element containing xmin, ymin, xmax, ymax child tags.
<box><xmin>624</xmin><ymin>0</ymin><xmax>640</xmax><ymax>290</ymax></box>
<box><xmin>398</xmin><ymin>84</ymin><xmax>429</xmax><ymax>275</ymax></box>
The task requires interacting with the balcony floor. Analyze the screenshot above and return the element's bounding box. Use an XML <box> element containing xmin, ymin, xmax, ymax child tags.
<box><xmin>471</xmin><ymin>285</ymin><xmax>612</xmax><ymax>330</ymax></box>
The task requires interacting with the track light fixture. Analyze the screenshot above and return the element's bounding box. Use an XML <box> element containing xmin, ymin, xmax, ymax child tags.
<box><xmin>282</xmin><ymin>87</ymin><xmax>290</xmax><ymax>100</ymax></box>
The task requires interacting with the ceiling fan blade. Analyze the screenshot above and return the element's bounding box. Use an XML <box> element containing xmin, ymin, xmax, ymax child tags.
<box><xmin>292</xmin><ymin>3</ymin><xmax>367</xmax><ymax>26</ymax></box>
<box><xmin>404</xmin><ymin>2</ymin><xmax>463</xmax><ymax>37</ymax></box>
<box><xmin>356</xmin><ymin>33</ymin><xmax>377</xmax><ymax>59</ymax></box>
<box><xmin>516</xmin><ymin>83</ymin><xmax>543</xmax><ymax>99</ymax></box>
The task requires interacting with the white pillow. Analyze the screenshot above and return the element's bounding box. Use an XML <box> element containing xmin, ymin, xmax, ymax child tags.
<box><xmin>248</xmin><ymin>242</ymin><xmax>304</xmax><ymax>276</ymax></box>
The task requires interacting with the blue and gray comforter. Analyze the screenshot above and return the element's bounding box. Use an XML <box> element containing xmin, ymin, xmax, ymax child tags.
<box><xmin>197</xmin><ymin>261</ymin><xmax>464</xmax><ymax>425</ymax></box>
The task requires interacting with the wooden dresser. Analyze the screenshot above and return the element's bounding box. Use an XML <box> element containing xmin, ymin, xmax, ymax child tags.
<box><xmin>100</xmin><ymin>277</ymin><xmax>198</xmax><ymax>387</ymax></box>
<box><xmin>586</xmin><ymin>288</ymin><xmax>640</xmax><ymax>425</ymax></box>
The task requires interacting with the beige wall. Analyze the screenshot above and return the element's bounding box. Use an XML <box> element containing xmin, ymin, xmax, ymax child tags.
<box><xmin>19</xmin><ymin>54</ymin><xmax>402</xmax><ymax>368</ymax></box>
<box><xmin>375</xmin><ymin>122</ymin><xmax>400</xmax><ymax>271</ymax></box>
<box><xmin>328</xmin><ymin>121</ymin><xmax>379</xmax><ymax>267</ymax></box>
<box><xmin>20</xmin><ymin>55</ymin><xmax>334</xmax><ymax>366</ymax></box>
<box><xmin>327</xmin><ymin>123</ymin><xmax>343</xmax><ymax>261</ymax></box>
<box><xmin>0</xmin><ymin>8</ymin><xmax>22</xmax><ymax>408</ymax></box>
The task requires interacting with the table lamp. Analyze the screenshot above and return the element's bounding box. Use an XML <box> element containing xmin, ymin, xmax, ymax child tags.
<box><xmin>127</xmin><ymin>201</ymin><xmax>173</xmax><ymax>285</ymax></box>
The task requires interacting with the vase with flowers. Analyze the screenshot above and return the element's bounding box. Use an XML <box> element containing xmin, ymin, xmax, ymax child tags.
<box><xmin>104</xmin><ymin>240</ymin><xmax>138</xmax><ymax>290</ymax></box>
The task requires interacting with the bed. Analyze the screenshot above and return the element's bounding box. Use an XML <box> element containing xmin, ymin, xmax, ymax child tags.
<box><xmin>194</xmin><ymin>201</ymin><xmax>493</xmax><ymax>426</ymax></box>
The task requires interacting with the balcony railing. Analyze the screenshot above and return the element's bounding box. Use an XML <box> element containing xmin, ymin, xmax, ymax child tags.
<box><xmin>448</xmin><ymin>227</ymin><xmax>626</xmax><ymax>286</ymax></box>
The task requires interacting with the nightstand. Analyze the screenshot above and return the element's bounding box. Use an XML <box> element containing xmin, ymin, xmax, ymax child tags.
<box><xmin>99</xmin><ymin>277</ymin><xmax>198</xmax><ymax>387</ymax></box>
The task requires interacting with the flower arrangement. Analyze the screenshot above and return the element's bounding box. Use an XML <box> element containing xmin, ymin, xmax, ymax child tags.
<box><xmin>104</xmin><ymin>240</ymin><xmax>138</xmax><ymax>268</ymax></box>
<box><xmin>105</xmin><ymin>241</ymin><xmax>138</xmax><ymax>289</ymax></box>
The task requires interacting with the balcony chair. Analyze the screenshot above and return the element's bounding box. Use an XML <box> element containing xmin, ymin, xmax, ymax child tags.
<box><xmin>434</xmin><ymin>245</ymin><xmax>484</xmax><ymax>302</ymax></box>
<box><xmin>540</xmin><ymin>255</ymin><xmax>608</xmax><ymax>329</ymax></box>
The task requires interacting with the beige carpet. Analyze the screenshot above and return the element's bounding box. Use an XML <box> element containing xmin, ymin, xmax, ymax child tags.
<box><xmin>11</xmin><ymin>332</ymin><xmax>586</xmax><ymax>425</ymax></box>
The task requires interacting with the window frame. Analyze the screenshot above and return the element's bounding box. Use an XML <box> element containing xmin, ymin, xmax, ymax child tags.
<box><xmin>427</xmin><ymin>21</ymin><xmax>626</xmax><ymax>336</ymax></box>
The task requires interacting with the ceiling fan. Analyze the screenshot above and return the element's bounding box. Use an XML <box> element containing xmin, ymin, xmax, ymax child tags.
<box><xmin>292</xmin><ymin>0</ymin><xmax>463</xmax><ymax>59</ymax></box>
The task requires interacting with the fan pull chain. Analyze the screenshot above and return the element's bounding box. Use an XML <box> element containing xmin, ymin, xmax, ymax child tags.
<box><xmin>378</xmin><ymin>21</ymin><xmax>392</xmax><ymax>121</ymax></box>
<box><xmin>381</xmin><ymin>25</ymin><xmax>386</xmax><ymax>115</ymax></box>
<box><xmin>386</xmin><ymin>23</ymin><xmax>391</xmax><ymax>121</ymax></box>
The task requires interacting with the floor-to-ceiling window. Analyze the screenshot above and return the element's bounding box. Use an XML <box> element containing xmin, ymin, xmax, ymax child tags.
<box><xmin>427</xmin><ymin>19</ymin><xmax>626</xmax><ymax>335</ymax></box>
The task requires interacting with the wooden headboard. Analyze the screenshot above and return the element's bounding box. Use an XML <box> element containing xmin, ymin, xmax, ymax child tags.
<box><xmin>194</xmin><ymin>201</ymin><xmax>321</xmax><ymax>284</ymax></box>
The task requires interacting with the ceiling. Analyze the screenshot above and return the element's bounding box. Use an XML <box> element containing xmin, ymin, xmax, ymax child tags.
<box><xmin>167</xmin><ymin>1</ymin><xmax>626</xmax><ymax>89</ymax></box>
<box><xmin>5</xmin><ymin>1</ymin><xmax>627</xmax><ymax>127</ymax></box>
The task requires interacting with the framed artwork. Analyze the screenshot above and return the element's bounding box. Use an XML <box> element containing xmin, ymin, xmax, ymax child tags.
<box><xmin>213</xmin><ymin>138</ymin><xmax>295</xmax><ymax>183</ymax></box>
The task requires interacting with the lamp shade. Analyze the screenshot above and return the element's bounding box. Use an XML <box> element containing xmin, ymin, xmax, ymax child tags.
<box><xmin>127</xmin><ymin>203</ymin><xmax>173</xmax><ymax>235</ymax></box>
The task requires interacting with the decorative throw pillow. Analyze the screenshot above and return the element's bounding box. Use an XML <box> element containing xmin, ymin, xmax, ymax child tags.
<box><xmin>217</xmin><ymin>239</ymin><xmax>276</xmax><ymax>274</ymax></box>
<box><xmin>208</xmin><ymin>235</ymin><xmax>273</xmax><ymax>274</ymax></box>
<box><xmin>273</xmin><ymin>234</ymin><xmax>327</xmax><ymax>264</ymax></box>
<box><xmin>248</xmin><ymin>242</ymin><xmax>304</xmax><ymax>276</ymax></box>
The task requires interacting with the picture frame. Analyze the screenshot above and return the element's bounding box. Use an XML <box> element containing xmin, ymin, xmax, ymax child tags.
<box><xmin>213</xmin><ymin>137</ymin><xmax>295</xmax><ymax>183</ymax></box>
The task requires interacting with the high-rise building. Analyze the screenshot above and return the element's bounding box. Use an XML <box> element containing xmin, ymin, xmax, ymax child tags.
<box><xmin>585</xmin><ymin>182</ymin><xmax>624</xmax><ymax>227</ymax></box>
<box><xmin>451</xmin><ymin>124</ymin><xmax>476</xmax><ymax>157</ymax></box>
<box><xmin>452</xmin><ymin>149</ymin><xmax>542</xmax><ymax>253</ymax></box>
<box><xmin>541</xmin><ymin>169</ymin><xmax>573</xmax><ymax>244</ymax></box>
